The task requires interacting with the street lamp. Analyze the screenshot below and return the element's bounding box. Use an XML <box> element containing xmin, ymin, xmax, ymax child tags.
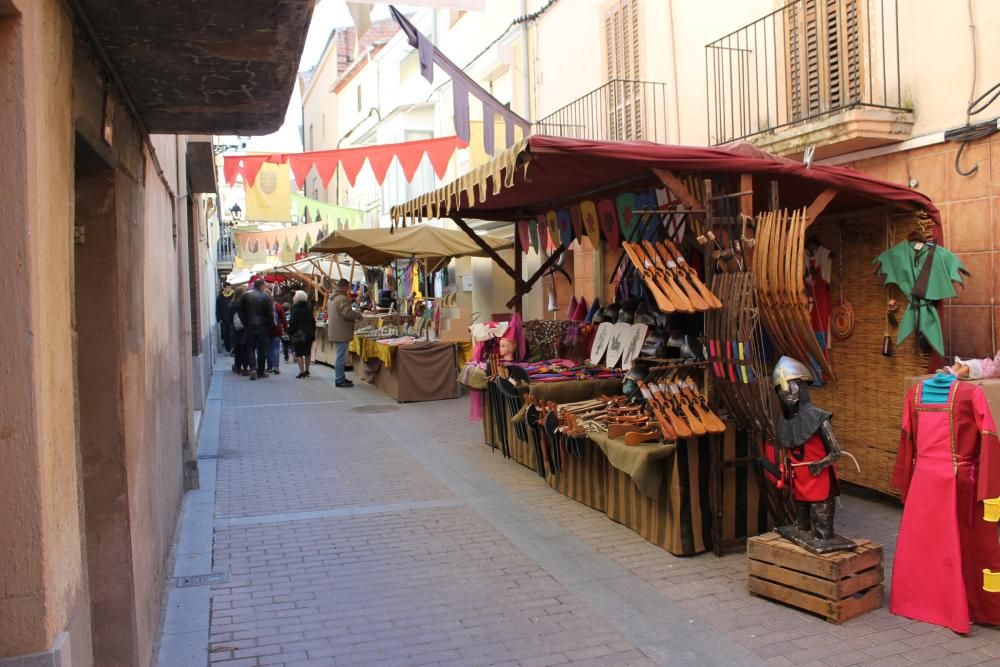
<box><xmin>230</xmin><ymin>203</ymin><xmax>242</xmax><ymax>222</ymax></box>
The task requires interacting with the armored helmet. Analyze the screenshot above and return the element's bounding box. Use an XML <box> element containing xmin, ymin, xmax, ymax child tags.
<box><xmin>771</xmin><ymin>356</ymin><xmax>812</xmax><ymax>392</ymax></box>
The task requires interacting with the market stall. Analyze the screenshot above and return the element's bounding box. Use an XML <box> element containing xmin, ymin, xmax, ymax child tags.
<box><xmin>393</xmin><ymin>135</ymin><xmax>952</xmax><ymax>560</ymax></box>
<box><xmin>309</xmin><ymin>226</ymin><xmax>509</xmax><ymax>402</ymax></box>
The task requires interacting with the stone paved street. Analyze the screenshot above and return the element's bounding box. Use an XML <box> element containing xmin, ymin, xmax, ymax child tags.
<box><xmin>158</xmin><ymin>362</ymin><xmax>1000</xmax><ymax>666</ymax></box>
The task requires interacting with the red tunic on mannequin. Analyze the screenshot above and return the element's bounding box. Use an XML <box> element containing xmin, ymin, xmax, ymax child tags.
<box><xmin>890</xmin><ymin>381</ymin><xmax>1000</xmax><ymax>633</ymax></box>
<box><xmin>789</xmin><ymin>433</ymin><xmax>839</xmax><ymax>501</ymax></box>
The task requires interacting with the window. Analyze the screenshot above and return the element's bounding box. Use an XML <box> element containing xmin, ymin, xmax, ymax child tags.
<box><xmin>603</xmin><ymin>0</ymin><xmax>642</xmax><ymax>139</ymax></box>
<box><xmin>322</xmin><ymin>113</ymin><xmax>326</xmax><ymax>139</ymax></box>
<box><xmin>308</xmin><ymin>123</ymin><xmax>314</xmax><ymax>151</ymax></box>
<box><xmin>489</xmin><ymin>70</ymin><xmax>513</xmax><ymax>107</ymax></box>
<box><xmin>400</xmin><ymin>50</ymin><xmax>419</xmax><ymax>82</ymax></box>
<box><xmin>785</xmin><ymin>0</ymin><xmax>862</xmax><ymax>121</ymax></box>
<box><xmin>356</xmin><ymin>85</ymin><xmax>363</xmax><ymax>113</ymax></box>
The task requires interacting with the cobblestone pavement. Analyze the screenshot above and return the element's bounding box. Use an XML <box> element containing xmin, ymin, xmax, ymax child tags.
<box><xmin>172</xmin><ymin>362</ymin><xmax>1000</xmax><ymax>666</ymax></box>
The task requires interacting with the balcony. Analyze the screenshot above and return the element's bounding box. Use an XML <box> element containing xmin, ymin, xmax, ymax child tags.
<box><xmin>533</xmin><ymin>80</ymin><xmax>670</xmax><ymax>143</ymax></box>
<box><xmin>705</xmin><ymin>0</ymin><xmax>912</xmax><ymax>159</ymax></box>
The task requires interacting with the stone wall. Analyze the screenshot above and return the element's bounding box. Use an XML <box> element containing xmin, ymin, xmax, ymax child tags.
<box><xmin>0</xmin><ymin>1</ymin><xmax>197</xmax><ymax>664</ymax></box>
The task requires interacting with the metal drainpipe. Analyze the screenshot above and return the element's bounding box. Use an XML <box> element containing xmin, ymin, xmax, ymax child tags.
<box><xmin>519</xmin><ymin>0</ymin><xmax>531</xmax><ymax>122</ymax></box>
<box><xmin>665</xmin><ymin>0</ymin><xmax>682</xmax><ymax>143</ymax></box>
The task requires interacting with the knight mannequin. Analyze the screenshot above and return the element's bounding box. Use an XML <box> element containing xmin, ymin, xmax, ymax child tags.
<box><xmin>772</xmin><ymin>356</ymin><xmax>856</xmax><ymax>554</ymax></box>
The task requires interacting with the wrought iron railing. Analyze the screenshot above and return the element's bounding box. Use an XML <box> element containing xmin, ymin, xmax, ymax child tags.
<box><xmin>533</xmin><ymin>79</ymin><xmax>669</xmax><ymax>143</ymax></box>
<box><xmin>705</xmin><ymin>0</ymin><xmax>905</xmax><ymax>145</ymax></box>
<box><xmin>216</xmin><ymin>231</ymin><xmax>236</xmax><ymax>264</ymax></box>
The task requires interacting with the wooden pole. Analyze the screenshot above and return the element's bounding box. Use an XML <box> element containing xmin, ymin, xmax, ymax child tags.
<box><xmin>450</xmin><ymin>216</ymin><xmax>517</xmax><ymax>280</ymax></box>
<box><xmin>505</xmin><ymin>243</ymin><xmax>566</xmax><ymax>309</ymax></box>
<box><xmin>513</xmin><ymin>222</ymin><xmax>524</xmax><ymax>314</ymax></box>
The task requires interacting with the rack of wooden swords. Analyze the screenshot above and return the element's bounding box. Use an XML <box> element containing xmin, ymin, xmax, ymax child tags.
<box><xmin>617</xmin><ymin>172</ymin><xmax>845</xmax><ymax>532</ymax></box>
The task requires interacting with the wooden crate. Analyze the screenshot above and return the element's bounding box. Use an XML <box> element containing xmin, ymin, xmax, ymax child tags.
<box><xmin>747</xmin><ymin>532</ymin><xmax>884</xmax><ymax>624</ymax></box>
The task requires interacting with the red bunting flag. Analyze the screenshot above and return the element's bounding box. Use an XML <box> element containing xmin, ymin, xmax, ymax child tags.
<box><xmin>223</xmin><ymin>136</ymin><xmax>467</xmax><ymax>190</ymax></box>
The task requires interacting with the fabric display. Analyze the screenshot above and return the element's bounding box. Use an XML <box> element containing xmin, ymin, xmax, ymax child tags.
<box><xmin>875</xmin><ymin>240</ymin><xmax>968</xmax><ymax>355</ymax></box>
<box><xmin>890</xmin><ymin>374</ymin><xmax>1000</xmax><ymax>633</ymax></box>
<box><xmin>804</xmin><ymin>242</ymin><xmax>833</xmax><ymax>361</ymax></box>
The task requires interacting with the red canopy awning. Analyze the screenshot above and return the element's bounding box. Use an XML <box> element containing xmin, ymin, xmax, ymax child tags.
<box><xmin>391</xmin><ymin>135</ymin><xmax>940</xmax><ymax>226</ymax></box>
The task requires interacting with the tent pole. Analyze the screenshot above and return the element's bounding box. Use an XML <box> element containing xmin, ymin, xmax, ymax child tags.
<box><xmin>505</xmin><ymin>243</ymin><xmax>565</xmax><ymax>309</ymax></box>
<box><xmin>513</xmin><ymin>222</ymin><xmax>524</xmax><ymax>314</ymax></box>
<box><xmin>450</xmin><ymin>216</ymin><xmax>517</xmax><ymax>280</ymax></box>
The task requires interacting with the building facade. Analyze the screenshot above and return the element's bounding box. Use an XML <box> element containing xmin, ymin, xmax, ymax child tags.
<box><xmin>0</xmin><ymin>1</ymin><xmax>312</xmax><ymax>665</ymax></box>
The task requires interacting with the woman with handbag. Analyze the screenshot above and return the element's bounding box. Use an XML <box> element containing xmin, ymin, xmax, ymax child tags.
<box><xmin>229</xmin><ymin>286</ymin><xmax>251</xmax><ymax>375</ymax></box>
<box><xmin>287</xmin><ymin>290</ymin><xmax>316</xmax><ymax>379</ymax></box>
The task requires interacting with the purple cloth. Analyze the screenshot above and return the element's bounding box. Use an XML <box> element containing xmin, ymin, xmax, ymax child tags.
<box><xmin>390</xmin><ymin>7</ymin><xmax>529</xmax><ymax>154</ymax></box>
<box><xmin>482</xmin><ymin>98</ymin><xmax>495</xmax><ymax>156</ymax></box>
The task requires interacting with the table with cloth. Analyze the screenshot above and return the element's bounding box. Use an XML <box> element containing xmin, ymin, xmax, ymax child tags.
<box><xmin>349</xmin><ymin>335</ymin><xmax>472</xmax><ymax>402</ymax></box>
<box><xmin>483</xmin><ymin>379</ymin><xmax>767</xmax><ymax>556</ymax></box>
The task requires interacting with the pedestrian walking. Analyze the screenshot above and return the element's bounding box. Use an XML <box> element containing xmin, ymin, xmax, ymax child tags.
<box><xmin>327</xmin><ymin>278</ymin><xmax>360</xmax><ymax>387</ymax></box>
<box><xmin>240</xmin><ymin>278</ymin><xmax>274</xmax><ymax>380</ymax></box>
<box><xmin>229</xmin><ymin>285</ymin><xmax>250</xmax><ymax>375</ymax></box>
<box><xmin>265</xmin><ymin>285</ymin><xmax>287</xmax><ymax>374</ymax></box>
<box><xmin>281</xmin><ymin>297</ymin><xmax>293</xmax><ymax>362</ymax></box>
<box><xmin>287</xmin><ymin>290</ymin><xmax>316</xmax><ymax>379</ymax></box>
<box><xmin>216</xmin><ymin>282</ymin><xmax>234</xmax><ymax>352</ymax></box>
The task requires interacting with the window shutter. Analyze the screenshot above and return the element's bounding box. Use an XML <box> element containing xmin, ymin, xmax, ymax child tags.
<box><xmin>603</xmin><ymin>0</ymin><xmax>642</xmax><ymax>140</ymax></box>
<box><xmin>785</xmin><ymin>0</ymin><xmax>863</xmax><ymax>122</ymax></box>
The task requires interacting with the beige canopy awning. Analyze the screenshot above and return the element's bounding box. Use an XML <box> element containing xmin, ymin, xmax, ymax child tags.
<box><xmin>309</xmin><ymin>225</ymin><xmax>513</xmax><ymax>270</ymax></box>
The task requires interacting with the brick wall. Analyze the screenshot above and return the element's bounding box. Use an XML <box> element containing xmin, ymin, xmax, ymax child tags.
<box><xmin>845</xmin><ymin>134</ymin><xmax>1000</xmax><ymax>359</ymax></box>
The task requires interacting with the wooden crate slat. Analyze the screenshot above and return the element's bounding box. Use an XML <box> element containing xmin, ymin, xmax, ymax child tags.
<box><xmin>831</xmin><ymin>584</ymin><xmax>884</xmax><ymax>623</ymax></box>
<box><xmin>747</xmin><ymin>532</ymin><xmax>883</xmax><ymax>624</ymax></box>
<box><xmin>749</xmin><ymin>560</ymin><xmax>838</xmax><ymax>598</ymax></box>
<box><xmin>836</xmin><ymin>566</ymin><xmax>883</xmax><ymax>599</ymax></box>
<box><xmin>748</xmin><ymin>576</ymin><xmax>835</xmax><ymax>618</ymax></box>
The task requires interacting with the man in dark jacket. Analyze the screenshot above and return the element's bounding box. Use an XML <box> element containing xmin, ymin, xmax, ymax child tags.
<box><xmin>240</xmin><ymin>278</ymin><xmax>274</xmax><ymax>380</ymax></box>
<box><xmin>216</xmin><ymin>283</ymin><xmax>234</xmax><ymax>352</ymax></box>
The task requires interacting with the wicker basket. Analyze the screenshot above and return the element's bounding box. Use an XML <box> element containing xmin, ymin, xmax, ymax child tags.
<box><xmin>809</xmin><ymin>215</ymin><xmax>929</xmax><ymax>496</ymax></box>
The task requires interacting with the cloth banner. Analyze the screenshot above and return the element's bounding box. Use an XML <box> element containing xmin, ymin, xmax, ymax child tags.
<box><xmin>291</xmin><ymin>193</ymin><xmax>364</xmax><ymax>230</ymax></box>
<box><xmin>389</xmin><ymin>7</ymin><xmax>529</xmax><ymax>155</ymax></box>
<box><xmin>246</xmin><ymin>162</ymin><xmax>292</xmax><ymax>222</ymax></box>
<box><xmin>223</xmin><ymin>136</ymin><xmax>467</xmax><ymax>190</ymax></box>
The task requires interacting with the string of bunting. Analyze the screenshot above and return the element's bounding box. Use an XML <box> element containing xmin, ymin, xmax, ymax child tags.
<box><xmin>223</xmin><ymin>136</ymin><xmax>468</xmax><ymax>190</ymax></box>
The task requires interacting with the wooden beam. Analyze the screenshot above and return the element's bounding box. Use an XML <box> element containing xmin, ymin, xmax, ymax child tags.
<box><xmin>651</xmin><ymin>168</ymin><xmax>701</xmax><ymax>209</ymax></box>
<box><xmin>450</xmin><ymin>216</ymin><xmax>517</xmax><ymax>280</ymax></box>
<box><xmin>805</xmin><ymin>188</ymin><xmax>837</xmax><ymax>224</ymax></box>
<box><xmin>505</xmin><ymin>244</ymin><xmax>566</xmax><ymax>309</ymax></box>
<box><xmin>739</xmin><ymin>173</ymin><xmax>754</xmax><ymax>218</ymax></box>
<box><xmin>768</xmin><ymin>181</ymin><xmax>780</xmax><ymax>211</ymax></box>
<box><xmin>513</xmin><ymin>222</ymin><xmax>524</xmax><ymax>314</ymax></box>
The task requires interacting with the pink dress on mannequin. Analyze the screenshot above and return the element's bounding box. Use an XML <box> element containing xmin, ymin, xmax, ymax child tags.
<box><xmin>890</xmin><ymin>380</ymin><xmax>1000</xmax><ymax>633</ymax></box>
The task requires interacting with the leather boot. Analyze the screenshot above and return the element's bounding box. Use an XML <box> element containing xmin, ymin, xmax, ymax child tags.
<box><xmin>795</xmin><ymin>501</ymin><xmax>812</xmax><ymax>533</ymax></box>
<box><xmin>810</xmin><ymin>497</ymin><xmax>837</xmax><ymax>541</ymax></box>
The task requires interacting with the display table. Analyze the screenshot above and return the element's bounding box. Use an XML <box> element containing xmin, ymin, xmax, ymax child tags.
<box><xmin>350</xmin><ymin>337</ymin><xmax>471</xmax><ymax>403</ymax></box>
<box><xmin>482</xmin><ymin>379</ymin><xmax>767</xmax><ymax>556</ymax></box>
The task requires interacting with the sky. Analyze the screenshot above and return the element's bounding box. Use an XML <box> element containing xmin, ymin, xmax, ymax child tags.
<box><xmin>221</xmin><ymin>0</ymin><xmax>394</xmax><ymax>155</ymax></box>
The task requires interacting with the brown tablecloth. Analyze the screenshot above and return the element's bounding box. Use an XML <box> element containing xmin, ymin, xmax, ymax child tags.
<box><xmin>586</xmin><ymin>432</ymin><xmax>676</xmax><ymax>498</ymax></box>
<box><xmin>354</xmin><ymin>341</ymin><xmax>460</xmax><ymax>402</ymax></box>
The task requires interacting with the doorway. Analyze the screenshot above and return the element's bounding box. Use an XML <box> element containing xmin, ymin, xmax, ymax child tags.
<box><xmin>73</xmin><ymin>136</ymin><xmax>140</xmax><ymax>667</ymax></box>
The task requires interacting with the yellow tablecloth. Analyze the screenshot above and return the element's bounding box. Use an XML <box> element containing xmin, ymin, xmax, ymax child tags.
<box><xmin>349</xmin><ymin>336</ymin><xmax>473</xmax><ymax>371</ymax></box>
<box><xmin>349</xmin><ymin>336</ymin><xmax>397</xmax><ymax>368</ymax></box>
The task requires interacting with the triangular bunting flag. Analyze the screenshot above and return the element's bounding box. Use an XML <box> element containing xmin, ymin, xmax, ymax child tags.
<box><xmin>338</xmin><ymin>150</ymin><xmax>368</xmax><ymax>188</ymax></box>
<box><xmin>288</xmin><ymin>156</ymin><xmax>313</xmax><ymax>190</ymax></box>
<box><xmin>365</xmin><ymin>148</ymin><xmax>396</xmax><ymax>184</ymax></box>
<box><xmin>426</xmin><ymin>142</ymin><xmax>454</xmax><ymax>180</ymax></box>
<box><xmin>240</xmin><ymin>156</ymin><xmax>267</xmax><ymax>189</ymax></box>
<box><xmin>397</xmin><ymin>148</ymin><xmax>425</xmax><ymax>182</ymax></box>
<box><xmin>314</xmin><ymin>157</ymin><xmax>338</xmax><ymax>188</ymax></box>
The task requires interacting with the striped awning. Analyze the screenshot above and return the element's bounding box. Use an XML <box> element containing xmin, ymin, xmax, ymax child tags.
<box><xmin>390</xmin><ymin>137</ymin><xmax>529</xmax><ymax>227</ymax></box>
